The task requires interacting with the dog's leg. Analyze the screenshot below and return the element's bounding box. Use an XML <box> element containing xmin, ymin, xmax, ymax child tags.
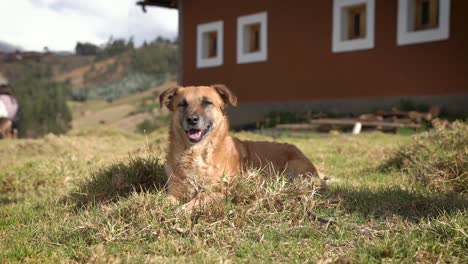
<box><xmin>164</xmin><ymin>195</ymin><xmax>179</xmax><ymax>206</ymax></box>
<box><xmin>286</xmin><ymin>159</ymin><xmax>327</xmax><ymax>190</ymax></box>
<box><xmin>286</xmin><ymin>158</ymin><xmax>318</xmax><ymax>177</ymax></box>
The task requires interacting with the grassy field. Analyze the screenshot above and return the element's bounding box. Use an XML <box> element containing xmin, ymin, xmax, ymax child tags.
<box><xmin>0</xmin><ymin>127</ymin><xmax>466</xmax><ymax>263</ymax></box>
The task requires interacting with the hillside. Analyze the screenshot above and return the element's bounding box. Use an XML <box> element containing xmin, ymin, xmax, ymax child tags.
<box><xmin>71</xmin><ymin>79</ymin><xmax>176</xmax><ymax>131</ymax></box>
<box><xmin>0</xmin><ymin>38</ymin><xmax>177</xmax><ymax>137</ymax></box>
<box><xmin>57</xmin><ymin>40</ymin><xmax>177</xmax><ymax>102</ymax></box>
<box><xmin>53</xmin><ymin>57</ymin><xmax>125</xmax><ymax>88</ymax></box>
<box><xmin>0</xmin><ymin>52</ymin><xmax>94</xmax><ymax>83</ymax></box>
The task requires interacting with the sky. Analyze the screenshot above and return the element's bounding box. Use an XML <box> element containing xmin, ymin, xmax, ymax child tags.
<box><xmin>0</xmin><ymin>0</ymin><xmax>178</xmax><ymax>52</ymax></box>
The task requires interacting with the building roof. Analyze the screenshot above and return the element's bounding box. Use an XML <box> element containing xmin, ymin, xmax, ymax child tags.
<box><xmin>136</xmin><ymin>0</ymin><xmax>178</xmax><ymax>12</ymax></box>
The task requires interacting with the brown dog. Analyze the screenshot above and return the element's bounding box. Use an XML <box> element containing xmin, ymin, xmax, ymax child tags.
<box><xmin>160</xmin><ymin>85</ymin><xmax>324</xmax><ymax>210</ymax></box>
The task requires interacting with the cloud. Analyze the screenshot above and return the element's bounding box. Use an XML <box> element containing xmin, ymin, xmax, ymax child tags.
<box><xmin>0</xmin><ymin>0</ymin><xmax>178</xmax><ymax>52</ymax></box>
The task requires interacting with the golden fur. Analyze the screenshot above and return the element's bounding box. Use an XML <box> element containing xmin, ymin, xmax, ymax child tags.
<box><xmin>160</xmin><ymin>85</ymin><xmax>323</xmax><ymax>210</ymax></box>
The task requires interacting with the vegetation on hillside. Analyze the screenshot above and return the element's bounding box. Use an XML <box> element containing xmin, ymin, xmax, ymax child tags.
<box><xmin>130</xmin><ymin>38</ymin><xmax>178</xmax><ymax>76</ymax></box>
<box><xmin>71</xmin><ymin>72</ymin><xmax>167</xmax><ymax>102</ymax></box>
<box><xmin>12</xmin><ymin>63</ymin><xmax>72</xmax><ymax>138</ymax></box>
<box><xmin>0</xmin><ymin>128</ymin><xmax>466</xmax><ymax>262</ymax></box>
<box><xmin>95</xmin><ymin>37</ymin><xmax>135</xmax><ymax>61</ymax></box>
<box><xmin>69</xmin><ymin>37</ymin><xmax>177</xmax><ymax>102</ymax></box>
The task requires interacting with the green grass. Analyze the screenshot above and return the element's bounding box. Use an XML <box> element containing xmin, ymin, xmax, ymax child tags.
<box><xmin>0</xmin><ymin>128</ymin><xmax>466</xmax><ymax>263</ymax></box>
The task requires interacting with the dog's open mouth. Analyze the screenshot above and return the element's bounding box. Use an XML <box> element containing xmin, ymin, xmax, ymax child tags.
<box><xmin>186</xmin><ymin>125</ymin><xmax>211</xmax><ymax>143</ymax></box>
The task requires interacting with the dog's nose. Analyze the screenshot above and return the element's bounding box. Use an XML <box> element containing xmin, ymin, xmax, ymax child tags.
<box><xmin>186</xmin><ymin>115</ymin><xmax>199</xmax><ymax>125</ymax></box>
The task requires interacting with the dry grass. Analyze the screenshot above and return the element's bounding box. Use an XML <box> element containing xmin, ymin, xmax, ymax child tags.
<box><xmin>0</xmin><ymin>127</ymin><xmax>467</xmax><ymax>263</ymax></box>
<box><xmin>381</xmin><ymin>121</ymin><xmax>468</xmax><ymax>193</ymax></box>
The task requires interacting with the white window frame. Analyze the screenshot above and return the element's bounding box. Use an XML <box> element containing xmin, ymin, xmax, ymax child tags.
<box><xmin>196</xmin><ymin>21</ymin><xmax>223</xmax><ymax>69</ymax></box>
<box><xmin>397</xmin><ymin>0</ymin><xmax>450</xmax><ymax>46</ymax></box>
<box><xmin>332</xmin><ymin>0</ymin><xmax>375</xmax><ymax>53</ymax></box>
<box><xmin>237</xmin><ymin>12</ymin><xmax>268</xmax><ymax>64</ymax></box>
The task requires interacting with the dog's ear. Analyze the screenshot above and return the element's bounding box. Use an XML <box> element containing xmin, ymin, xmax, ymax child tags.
<box><xmin>159</xmin><ymin>86</ymin><xmax>179</xmax><ymax>111</ymax></box>
<box><xmin>212</xmin><ymin>84</ymin><xmax>237</xmax><ymax>107</ymax></box>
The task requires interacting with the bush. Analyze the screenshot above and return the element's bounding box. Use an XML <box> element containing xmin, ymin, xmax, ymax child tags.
<box><xmin>381</xmin><ymin>121</ymin><xmax>468</xmax><ymax>193</ymax></box>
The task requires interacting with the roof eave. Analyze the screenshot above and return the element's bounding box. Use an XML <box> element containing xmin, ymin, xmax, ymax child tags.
<box><xmin>136</xmin><ymin>0</ymin><xmax>178</xmax><ymax>12</ymax></box>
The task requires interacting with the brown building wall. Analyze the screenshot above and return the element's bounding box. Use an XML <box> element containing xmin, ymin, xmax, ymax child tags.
<box><xmin>181</xmin><ymin>0</ymin><xmax>468</xmax><ymax>103</ymax></box>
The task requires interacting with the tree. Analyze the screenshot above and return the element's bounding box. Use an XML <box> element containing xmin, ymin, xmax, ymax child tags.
<box><xmin>75</xmin><ymin>42</ymin><xmax>99</xmax><ymax>56</ymax></box>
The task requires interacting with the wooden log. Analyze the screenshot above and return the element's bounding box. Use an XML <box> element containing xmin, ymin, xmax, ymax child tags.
<box><xmin>375</xmin><ymin>106</ymin><xmax>441</xmax><ymax>122</ymax></box>
<box><xmin>359</xmin><ymin>113</ymin><xmax>384</xmax><ymax>121</ymax></box>
<box><xmin>276</xmin><ymin>118</ymin><xmax>421</xmax><ymax>130</ymax></box>
<box><xmin>313</xmin><ymin>119</ymin><xmax>421</xmax><ymax>128</ymax></box>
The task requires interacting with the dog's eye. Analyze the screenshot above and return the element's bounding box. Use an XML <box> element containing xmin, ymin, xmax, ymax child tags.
<box><xmin>202</xmin><ymin>100</ymin><xmax>213</xmax><ymax>106</ymax></box>
<box><xmin>177</xmin><ymin>100</ymin><xmax>188</xmax><ymax>108</ymax></box>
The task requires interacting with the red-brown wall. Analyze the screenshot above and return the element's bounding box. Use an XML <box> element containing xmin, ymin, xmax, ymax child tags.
<box><xmin>181</xmin><ymin>0</ymin><xmax>468</xmax><ymax>103</ymax></box>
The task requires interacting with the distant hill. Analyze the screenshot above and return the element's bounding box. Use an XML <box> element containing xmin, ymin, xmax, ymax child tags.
<box><xmin>0</xmin><ymin>40</ymin><xmax>21</xmax><ymax>53</ymax></box>
<box><xmin>1</xmin><ymin>37</ymin><xmax>177</xmax><ymax>103</ymax></box>
<box><xmin>53</xmin><ymin>40</ymin><xmax>178</xmax><ymax>101</ymax></box>
<box><xmin>0</xmin><ymin>52</ymin><xmax>94</xmax><ymax>83</ymax></box>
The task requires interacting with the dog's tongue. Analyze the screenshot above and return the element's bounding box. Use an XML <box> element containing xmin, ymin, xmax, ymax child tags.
<box><xmin>188</xmin><ymin>129</ymin><xmax>202</xmax><ymax>140</ymax></box>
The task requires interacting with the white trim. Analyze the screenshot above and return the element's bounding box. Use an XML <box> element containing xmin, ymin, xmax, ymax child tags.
<box><xmin>397</xmin><ymin>0</ymin><xmax>450</xmax><ymax>46</ymax></box>
<box><xmin>332</xmin><ymin>0</ymin><xmax>375</xmax><ymax>53</ymax></box>
<box><xmin>196</xmin><ymin>21</ymin><xmax>223</xmax><ymax>68</ymax></box>
<box><xmin>237</xmin><ymin>12</ymin><xmax>268</xmax><ymax>64</ymax></box>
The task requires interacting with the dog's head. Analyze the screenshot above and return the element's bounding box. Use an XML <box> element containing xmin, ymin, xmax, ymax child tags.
<box><xmin>160</xmin><ymin>85</ymin><xmax>237</xmax><ymax>144</ymax></box>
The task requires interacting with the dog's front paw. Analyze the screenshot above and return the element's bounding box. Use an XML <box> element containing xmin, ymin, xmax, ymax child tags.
<box><xmin>164</xmin><ymin>195</ymin><xmax>180</xmax><ymax>206</ymax></box>
<box><xmin>180</xmin><ymin>198</ymin><xmax>205</xmax><ymax>213</ymax></box>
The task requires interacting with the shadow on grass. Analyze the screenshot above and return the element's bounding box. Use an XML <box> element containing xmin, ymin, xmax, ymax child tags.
<box><xmin>0</xmin><ymin>197</ymin><xmax>21</xmax><ymax>205</ymax></box>
<box><xmin>327</xmin><ymin>186</ymin><xmax>468</xmax><ymax>221</ymax></box>
<box><xmin>64</xmin><ymin>155</ymin><xmax>167</xmax><ymax>208</ymax></box>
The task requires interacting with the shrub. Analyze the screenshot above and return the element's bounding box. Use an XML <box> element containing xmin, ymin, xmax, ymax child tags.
<box><xmin>381</xmin><ymin>121</ymin><xmax>468</xmax><ymax>193</ymax></box>
<box><xmin>13</xmin><ymin>63</ymin><xmax>72</xmax><ymax>138</ymax></box>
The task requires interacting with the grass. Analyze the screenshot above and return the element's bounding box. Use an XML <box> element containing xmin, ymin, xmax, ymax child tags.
<box><xmin>0</xmin><ymin>127</ymin><xmax>467</xmax><ymax>263</ymax></box>
<box><xmin>381</xmin><ymin>121</ymin><xmax>468</xmax><ymax>193</ymax></box>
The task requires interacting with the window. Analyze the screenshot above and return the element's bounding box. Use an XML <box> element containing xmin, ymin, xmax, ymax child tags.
<box><xmin>415</xmin><ymin>0</ymin><xmax>438</xmax><ymax>30</ymax></box>
<box><xmin>347</xmin><ymin>4</ymin><xmax>366</xmax><ymax>40</ymax></box>
<box><xmin>197</xmin><ymin>21</ymin><xmax>223</xmax><ymax>68</ymax></box>
<box><xmin>237</xmin><ymin>12</ymin><xmax>267</xmax><ymax>64</ymax></box>
<box><xmin>247</xmin><ymin>23</ymin><xmax>261</xmax><ymax>52</ymax></box>
<box><xmin>204</xmin><ymin>31</ymin><xmax>218</xmax><ymax>58</ymax></box>
<box><xmin>397</xmin><ymin>0</ymin><xmax>450</xmax><ymax>46</ymax></box>
<box><xmin>332</xmin><ymin>0</ymin><xmax>375</xmax><ymax>53</ymax></box>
